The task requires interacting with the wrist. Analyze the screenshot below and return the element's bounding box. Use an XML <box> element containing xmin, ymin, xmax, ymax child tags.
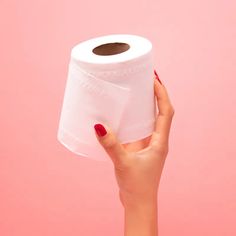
<box><xmin>119</xmin><ymin>189</ymin><xmax>158</xmax><ymax>210</ymax></box>
<box><xmin>122</xmin><ymin>191</ymin><xmax>158</xmax><ymax>236</ymax></box>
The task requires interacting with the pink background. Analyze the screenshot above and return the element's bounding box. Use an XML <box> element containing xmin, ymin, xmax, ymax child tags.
<box><xmin>0</xmin><ymin>0</ymin><xmax>236</xmax><ymax>235</ymax></box>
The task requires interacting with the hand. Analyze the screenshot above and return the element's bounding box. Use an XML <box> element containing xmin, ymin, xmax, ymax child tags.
<box><xmin>94</xmin><ymin>72</ymin><xmax>174</xmax><ymax>205</ymax></box>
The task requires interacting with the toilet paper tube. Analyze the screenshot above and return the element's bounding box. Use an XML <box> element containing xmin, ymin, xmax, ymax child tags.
<box><xmin>57</xmin><ymin>34</ymin><xmax>157</xmax><ymax>161</ymax></box>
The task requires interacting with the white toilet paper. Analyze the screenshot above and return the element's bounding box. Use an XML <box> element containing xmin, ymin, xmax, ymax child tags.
<box><xmin>57</xmin><ymin>34</ymin><xmax>157</xmax><ymax>161</ymax></box>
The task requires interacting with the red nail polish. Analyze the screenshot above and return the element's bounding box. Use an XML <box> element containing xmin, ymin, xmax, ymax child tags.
<box><xmin>94</xmin><ymin>124</ymin><xmax>107</xmax><ymax>137</ymax></box>
<box><xmin>154</xmin><ymin>69</ymin><xmax>162</xmax><ymax>85</ymax></box>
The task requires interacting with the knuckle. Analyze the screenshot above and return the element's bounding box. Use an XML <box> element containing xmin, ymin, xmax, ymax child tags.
<box><xmin>159</xmin><ymin>146</ymin><xmax>169</xmax><ymax>156</ymax></box>
<box><xmin>103</xmin><ymin>139</ymin><xmax>116</xmax><ymax>149</ymax></box>
<box><xmin>166</xmin><ymin>105</ymin><xmax>175</xmax><ymax>117</ymax></box>
<box><xmin>151</xmin><ymin>143</ymin><xmax>169</xmax><ymax>157</ymax></box>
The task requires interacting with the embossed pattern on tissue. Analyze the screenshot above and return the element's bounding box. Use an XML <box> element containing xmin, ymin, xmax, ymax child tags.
<box><xmin>70</xmin><ymin>57</ymin><xmax>153</xmax><ymax>79</ymax></box>
<box><xmin>69</xmin><ymin>64</ymin><xmax>109</xmax><ymax>98</ymax></box>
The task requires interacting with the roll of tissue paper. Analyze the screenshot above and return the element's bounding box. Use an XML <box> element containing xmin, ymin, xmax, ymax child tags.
<box><xmin>57</xmin><ymin>34</ymin><xmax>157</xmax><ymax>161</ymax></box>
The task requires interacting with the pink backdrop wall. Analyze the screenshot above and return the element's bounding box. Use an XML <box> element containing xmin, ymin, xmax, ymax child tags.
<box><xmin>0</xmin><ymin>0</ymin><xmax>235</xmax><ymax>235</ymax></box>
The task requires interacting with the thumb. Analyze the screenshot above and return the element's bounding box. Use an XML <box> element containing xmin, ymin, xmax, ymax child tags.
<box><xmin>94</xmin><ymin>123</ymin><xmax>127</xmax><ymax>164</ymax></box>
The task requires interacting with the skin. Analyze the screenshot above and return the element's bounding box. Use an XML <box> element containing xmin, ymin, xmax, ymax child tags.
<box><xmin>94</xmin><ymin>75</ymin><xmax>175</xmax><ymax>236</ymax></box>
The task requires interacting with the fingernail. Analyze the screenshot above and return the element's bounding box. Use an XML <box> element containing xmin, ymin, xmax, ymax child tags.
<box><xmin>154</xmin><ymin>69</ymin><xmax>162</xmax><ymax>85</ymax></box>
<box><xmin>94</xmin><ymin>123</ymin><xmax>107</xmax><ymax>137</ymax></box>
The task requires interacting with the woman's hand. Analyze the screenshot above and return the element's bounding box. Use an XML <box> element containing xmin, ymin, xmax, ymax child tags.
<box><xmin>94</xmin><ymin>71</ymin><xmax>175</xmax><ymax>236</ymax></box>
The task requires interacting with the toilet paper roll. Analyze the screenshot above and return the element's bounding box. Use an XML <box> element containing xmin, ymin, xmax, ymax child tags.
<box><xmin>57</xmin><ymin>34</ymin><xmax>157</xmax><ymax>161</ymax></box>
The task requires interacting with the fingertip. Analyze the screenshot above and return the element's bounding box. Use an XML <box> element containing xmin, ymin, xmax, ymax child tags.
<box><xmin>154</xmin><ymin>70</ymin><xmax>163</xmax><ymax>84</ymax></box>
<box><xmin>94</xmin><ymin>123</ymin><xmax>107</xmax><ymax>137</ymax></box>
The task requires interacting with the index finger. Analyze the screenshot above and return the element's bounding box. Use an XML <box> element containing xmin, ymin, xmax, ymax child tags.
<box><xmin>150</xmin><ymin>73</ymin><xmax>175</xmax><ymax>146</ymax></box>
